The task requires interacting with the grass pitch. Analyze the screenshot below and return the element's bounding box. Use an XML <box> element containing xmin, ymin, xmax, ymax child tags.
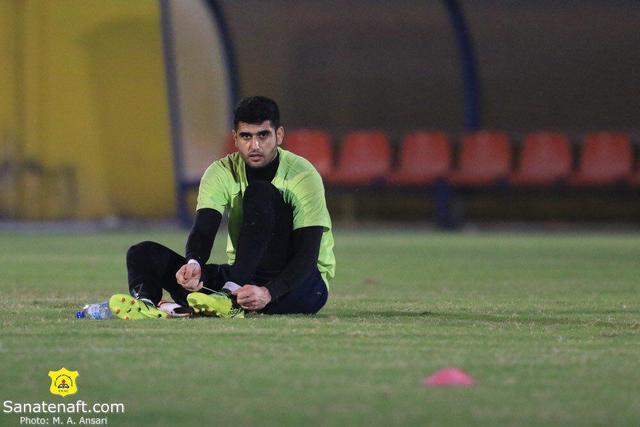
<box><xmin>1</xmin><ymin>228</ymin><xmax>639</xmax><ymax>426</ymax></box>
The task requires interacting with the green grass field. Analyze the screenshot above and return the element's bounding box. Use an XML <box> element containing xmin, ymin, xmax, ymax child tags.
<box><xmin>1</xmin><ymin>228</ymin><xmax>639</xmax><ymax>426</ymax></box>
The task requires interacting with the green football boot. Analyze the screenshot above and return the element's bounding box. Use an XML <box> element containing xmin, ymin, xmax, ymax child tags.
<box><xmin>187</xmin><ymin>292</ymin><xmax>245</xmax><ymax>319</ymax></box>
<box><xmin>108</xmin><ymin>294</ymin><xmax>168</xmax><ymax>320</ymax></box>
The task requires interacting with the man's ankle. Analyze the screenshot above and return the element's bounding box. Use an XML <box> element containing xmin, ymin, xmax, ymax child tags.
<box><xmin>222</xmin><ymin>281</ymin><xmax>241</xmax><ymax>294</ymax></box>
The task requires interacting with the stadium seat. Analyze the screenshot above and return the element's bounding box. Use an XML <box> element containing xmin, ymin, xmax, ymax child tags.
<box><xmin>448</xmin><ymin>131</ymin><xmax>512</xmax><ymax>187</ymax></box>
<box><xmin>509</xmin><ymin>132</ymin><xmax>572</xmax><ymax>187</ymax></box>
<box><xmin>284</xmin><ymin>129</ymin><xmax>333</xmax><ymax>177</ymax></box>
<box><xmin>223</xmin><ymin>133</ymin><xmax>236</xmax><ymax>156</ymax></box>
<box><xmin>628</xmin><ymin>170</ymin><xmax>640</xmax><ymax>187</ymax></box>
<box><xmin>388</xmin><ymin>131</ymin><xmax>452</xmax><ymax>185</ymax></box>
<box><xmin>327</xmin><ymin>131</ymin><xmax>392</xmax><ymax>185</ymax></box>
<box><xmin>567</xmin><ymin>132</ymin><xmax>632</xmax><ymax>187</ymax></box>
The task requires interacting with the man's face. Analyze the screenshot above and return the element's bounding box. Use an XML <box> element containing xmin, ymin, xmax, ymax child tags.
<box><xmin>233</xmin><ymin>121</ymin><xmax>283</xmax><ymax>168</ymax></box>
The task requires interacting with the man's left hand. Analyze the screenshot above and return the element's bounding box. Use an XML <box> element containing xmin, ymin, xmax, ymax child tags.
<box><xmin>233</xmin><ymin>285</ymin><xmax>271</xmax><ymax>311</ymax></box>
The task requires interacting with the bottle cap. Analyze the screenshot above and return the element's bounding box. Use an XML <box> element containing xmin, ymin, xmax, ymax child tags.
<box><xmin>76</xmin><ymin>310</ymin><xmax>86</xmax><ymax>319</ymax></box>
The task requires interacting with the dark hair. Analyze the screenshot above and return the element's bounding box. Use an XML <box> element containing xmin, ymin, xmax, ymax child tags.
<box><xmin>233</xmin><ymin>96</ymin><xmax>280</xmax><ymax>129</ymax></box>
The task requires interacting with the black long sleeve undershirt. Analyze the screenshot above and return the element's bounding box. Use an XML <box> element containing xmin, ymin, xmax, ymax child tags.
<box><xmin>186</xmin><ymin>207</ymin><xmax>323</xmax><ymax>300</ymax></box>
<box><xmin>265</xmin><ymin>225</ymin><xmax>324</xmax><ymax>301</ymax></box>
<box><xmin>185</xmin><ymin>208</ymin><xmax>221</xmax><ymax>266</ymax></box>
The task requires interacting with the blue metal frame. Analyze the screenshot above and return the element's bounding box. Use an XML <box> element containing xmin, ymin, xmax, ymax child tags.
<box><xmin>443</xmin><ymin>0</ymin><xmax>481</xmax><ymax>130</ymax></box>
<box><xmin>159</xmin><ymin>0</ymin><xmax>189</xmax><ymax>225</ymax></box>
<box><xmin>204</xmin><ymin>0</ymin><xmax>240</xmax><ymax>110</ymax></box>
<box><xmin>159</xmin><ymin>0</ymin><xmax>239</xmax><ymax>225</ymax></box>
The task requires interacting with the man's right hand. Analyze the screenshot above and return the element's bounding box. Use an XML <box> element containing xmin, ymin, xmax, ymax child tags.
<box><xmin>176</xmin><ymin>262</ymin><xmax>203</xmax><ymax>292</ymax></box>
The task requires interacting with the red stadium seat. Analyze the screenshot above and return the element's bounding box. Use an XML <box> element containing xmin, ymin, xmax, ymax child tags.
<box><xmin>628</xmin><ymin>170</ymin><xmax>640</xmax><ymax>187</ymax></box>
<box><xmin>388</xmin><ymin>131</ymin><xmax>451</xmax><ymax>185</ymax></box>
<box><xmin>284</xmin><ymin>129</ymin><xmax>333</xmax><ymax>177</ymax></box>
<box><xmin>567</xmin><ymin>132</ymin><xmax>632</xmax><ymax>187</ymax></box>
<box><xmin>510</xmin><ymin>132</ymin><xmax>572</xmax><ymax>187</ymax></box>
<box><xmin>448</xmin><ymin>131</ymin><xmax>511</xmax><ymax>187</ymax></box>
<box><xmin>327</xmin><ymin>131</ymin><xmax>391</xmax><ymax>185</ymax></box>
<box><xmin>222</xmin><ymin>133</ymin><xmax>236</xmax><ymax>156</ymax></box>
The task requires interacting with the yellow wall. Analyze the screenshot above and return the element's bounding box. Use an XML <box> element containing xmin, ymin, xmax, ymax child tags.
<box><xmin>0</xmin><ymin>0</ymin><xmax>175</xmax><ymax>219</ymax></box>
<box><xmin>0</xmin><ymin>0</ymin><xmax>18</xmax><ymax>216</ymax></box>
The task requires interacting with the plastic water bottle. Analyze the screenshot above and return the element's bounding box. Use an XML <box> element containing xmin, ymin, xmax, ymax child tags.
<box><xmin>76</xmin><ymin>301</ymin><xmax>113</xmax><ymax>320</ymax></box>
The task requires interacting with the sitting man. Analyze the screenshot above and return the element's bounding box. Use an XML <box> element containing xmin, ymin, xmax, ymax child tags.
<box><xmin>109</xmin><ymin>96</ymin><xmax>335</xmax><ymax>319</ymax></box>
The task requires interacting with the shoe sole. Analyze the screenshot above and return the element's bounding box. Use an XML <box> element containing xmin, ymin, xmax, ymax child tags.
<box><xmin>187</xmin><ymin>292</ymin><xmax>244</xmax><ymax>318</ymax></box>
<box><xmin>108</xmin><ymin>294</ymin><xmax>167</xmax><ymax>320</ymax></box>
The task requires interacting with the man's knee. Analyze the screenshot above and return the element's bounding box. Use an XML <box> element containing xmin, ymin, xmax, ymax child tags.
<box><xmin>126</xmin><ymin>241</ymin><xmax>160</xmax><ymax>263</ymax></box>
